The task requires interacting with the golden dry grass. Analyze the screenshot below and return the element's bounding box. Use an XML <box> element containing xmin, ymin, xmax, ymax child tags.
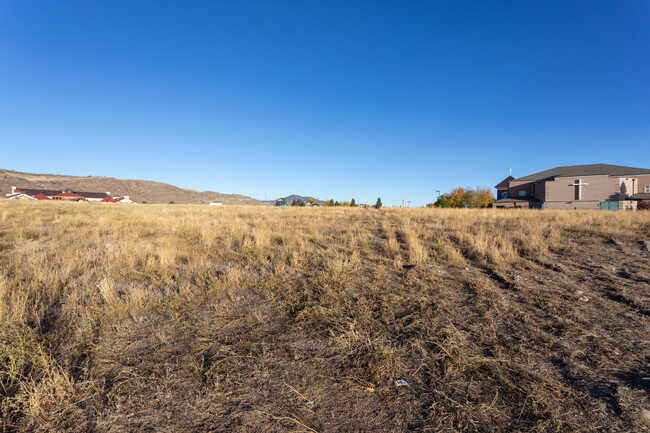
<box><xmin>0</xmin><ymin>201</ymin><xmax>649</xmax><ymax>432</ymax></box>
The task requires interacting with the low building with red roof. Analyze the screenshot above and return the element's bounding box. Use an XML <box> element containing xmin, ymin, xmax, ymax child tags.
<box><xmin>5</xmin><ymin>186</ymin><xmax>135</xmax><ymax>203</ymax></box>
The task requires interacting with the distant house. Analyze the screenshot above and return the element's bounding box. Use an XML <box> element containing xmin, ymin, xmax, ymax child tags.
<box><xmin>5</xmin><ymin>186</ymin><xmax>136</xmax><ymax>204</ymax></box>
<box><xmin>494</xmin><ymin>164</ymin><xmax>650</xmax><ymax>210</ymax></box>
<box><xmin>111</xmin><ymin>195</ymin><xmax>136</xmax><ymax>204</ymax></box>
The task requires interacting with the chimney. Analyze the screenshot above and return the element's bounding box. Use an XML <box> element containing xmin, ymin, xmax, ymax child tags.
<box><xmin>124</xmin><ymin>195</ymin><xmax>129</xmax><ymax>201</ymax></box>
<box><xmin>105</xmin><ymin>191</ymin><xmax>111</xmax><ymax>196</ymax></box>
<box><xmin>11</xmin><ymin>186</ymin><xmax>16</xmax><ymax>194</ymax></box>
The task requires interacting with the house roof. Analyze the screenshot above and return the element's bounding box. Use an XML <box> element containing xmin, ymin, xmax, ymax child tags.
<box><xmin>494</xmin><ymin>175</ymin><xmax>514</xmax><ymax>189</ymax></box>
<box><xmin>514</xmin><ymin>164</ymin><xmax>650</xmax><ymax>182</ymax></box>
<box><xmin>494</xmin><ymin>197</ymin><xmax>541</xmax><ymax>203</ymax></box>
<box><xmin>628</xmin><ymin>193</ymin><xmax>650</xmax><ymax>201</ymax></box>
<box><xmin>75</xmin><ymin>191</ymin><xmax>110</xmax><ymax>199</ymax></box>
<box><xmin>15</xmin><ymin>188</ymin><xmax>63</xmax><ymax>197</ymax></box>
<box><xmin>14</xmin><ymin>188</ymin><xmax>109</xmax><ymax>199</ymax></box>
<box><xmin>54</xmin><ymin>192</ymin><xmax>84</xmax><ymax>198</ymax></box>
<box><xmin>34</xmin><ymin>193</ymin><xmax>51</xmax><ymax>200</ymax></box>
<box><xmin>100</xmin><ymin>196</ymin><xmax>116</xmax><ymax>202</ymax></box>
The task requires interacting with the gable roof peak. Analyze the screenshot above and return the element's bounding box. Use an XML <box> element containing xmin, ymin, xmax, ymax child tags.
<box><xmin>494</xmin><ymin>175</ymin><xmax>515</xmax><ymax>189</ymax></box>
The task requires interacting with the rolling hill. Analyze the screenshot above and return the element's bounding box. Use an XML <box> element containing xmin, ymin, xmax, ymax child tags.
<box><xmin>0</xmin><ymin>169</ymin><xmax>262</xmax><ymax>205</ymax></box>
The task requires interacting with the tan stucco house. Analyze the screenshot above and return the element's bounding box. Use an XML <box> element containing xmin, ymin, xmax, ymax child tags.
<box><xmin>494</xmin><ymin>164</ymin><xmax>650</xmax><ymax>210</ymax></box>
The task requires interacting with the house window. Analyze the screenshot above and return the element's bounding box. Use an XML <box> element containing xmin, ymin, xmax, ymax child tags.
<box><xmin>645</xmin><ymin>186</ymin><xmax>650</xmax><ymax>193</ymax></box>
<box><xmin>501</xmin><ymin>191</ymin><xmax>508</xmax><ymax>198</ymax></box>
<box><xmin>519</xmin><ymin>191</ymin><xmax>526</xmax><ymax>197</ymax></box>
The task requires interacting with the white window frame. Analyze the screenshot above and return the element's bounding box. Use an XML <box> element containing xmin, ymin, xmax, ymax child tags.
<box><xmin>645</xmin><ymin>185</ymin><xmax>650</xmax><ymax>193</ymax></box>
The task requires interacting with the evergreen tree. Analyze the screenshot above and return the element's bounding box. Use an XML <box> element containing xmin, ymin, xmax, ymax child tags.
<box><xmin>350</xmin><ymin>198</ymin><xmax>356</xmax><ymax>207</ymax></box>
<box><xmin>434</xmin><ymin>195</ymin><xmax>452</xmax><ymax>208</ymax></box>
<box><xmin>375</xmin><ymin>198</ymin><xmax>382</xmax><ymax>209</ymax></box>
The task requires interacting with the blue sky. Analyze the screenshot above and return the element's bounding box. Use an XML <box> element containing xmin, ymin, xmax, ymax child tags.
<box><xmin>1</xmin><ymin>1</ymin><xmax>648</xmax><ymax>206</ymax></box>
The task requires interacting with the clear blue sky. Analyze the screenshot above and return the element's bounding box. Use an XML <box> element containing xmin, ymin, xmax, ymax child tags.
<box><xmin>1</xmin><ymin>1</ymin><xmax>648</xmax><ymax>206</ymax></box>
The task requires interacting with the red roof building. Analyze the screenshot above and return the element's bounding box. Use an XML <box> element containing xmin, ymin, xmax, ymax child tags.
<box><xmin>51</xmin><ymin>192</ymin><xmax>85</xmax><ymax>201</ymax></box>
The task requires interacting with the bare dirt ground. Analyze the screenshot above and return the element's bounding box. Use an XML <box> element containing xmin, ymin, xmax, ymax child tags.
<box><xmin>0</xmin><ymin>203</ymin><xmax>648</xmax><ymax>432</ymax></box>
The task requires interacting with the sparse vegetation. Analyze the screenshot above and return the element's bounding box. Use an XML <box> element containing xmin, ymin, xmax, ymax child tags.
<box><xmin>0</xmin><ymin>201</ymin><xmax>649</xmax><ymax>432</ymax></box>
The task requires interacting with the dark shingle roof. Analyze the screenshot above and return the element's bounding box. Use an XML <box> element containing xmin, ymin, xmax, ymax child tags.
<box><xmin>15</xmin><ymin>188</ymin><xmax>109</xmax><ymax>199</ymax></box>
<box><xmin>75</xmin><ymin>191</ymin><xmax>110</xmax><ymax>199</ymax></box>
<box><xmin>494</xmin><ymin>176</ymin><xmax>515</xmax><ymax>189</ymax></box>
<box><xmin>15</xmin><ymin>188</ymin><xmax>64</xmax><ymax>196</ymax></box>
<box><xmin>514</xmin><ymin>164</ymin><xmax>650</xmax><ymax>182</ymax></box>
<box><xmin>629</xmin><ymin>193</ymin><xmax>650</xmax><ymax>200</ymax></box>
<box><xmin>494</xmin><ymin>197</ymin><xmax>540</xmax><ymax>203</ymax></box>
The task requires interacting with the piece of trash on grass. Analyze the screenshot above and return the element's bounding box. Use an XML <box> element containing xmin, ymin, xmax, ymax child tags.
<box><xmin>395</xmin><ymin>379</ymin><xmax>409</xmax><ymax>387</ymax></box>
<box><xmin>365</xmin><ymin>387</ymin><xmax>375</xmax><ymax>393</ymax></box>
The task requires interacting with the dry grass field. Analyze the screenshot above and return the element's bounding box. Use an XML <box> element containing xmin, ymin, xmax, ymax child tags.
<box><xmin>0</xmin><ymin>202</ymin><xmax>649</xmax><ymax>432</ymax></box>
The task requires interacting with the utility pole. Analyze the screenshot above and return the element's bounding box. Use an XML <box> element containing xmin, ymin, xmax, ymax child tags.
<box><xmin>407</xmin><ymin>200</ymin><xmax>411</xmax><ymax>208</ymax></box>
<box><xmin>436</xmin><ymin>190</ymin><xmax>440</xmax><ymax>198</ymax></box>
<box><xmin>402</xmin><ymin>199</ymin><xmax>404</xmax><ymax>208</ymax></box>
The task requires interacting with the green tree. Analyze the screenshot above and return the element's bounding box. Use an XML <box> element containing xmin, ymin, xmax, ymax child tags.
<box><xmin>334</xmin><ymin>201</ymin><xmax>340</xmax><ymax>206</ymax></box>
<box><xmin>350</xmin><ymin>198</ymin><xmax>356</xmax><ymax>207</ymax></box>
<box><xmin>296</xmin><ymin>199</ymin><xmax>305</xmax><ymax>207</ymax></box>
<box><xmin>375</xmin><ymin>197</ymin><xmax>382</xmax><ymax>209</ymax></box>
<box><xmin>433</xmin><ymin>195</ymin><xmax>452</xmax><ymax>208</ymax></box>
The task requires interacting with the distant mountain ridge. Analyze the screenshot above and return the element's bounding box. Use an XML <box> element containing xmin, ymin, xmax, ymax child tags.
<box><xmin>0</xmin><ymin>169</ymin><xmax>261</xmax><ymax>205</ymax></box>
